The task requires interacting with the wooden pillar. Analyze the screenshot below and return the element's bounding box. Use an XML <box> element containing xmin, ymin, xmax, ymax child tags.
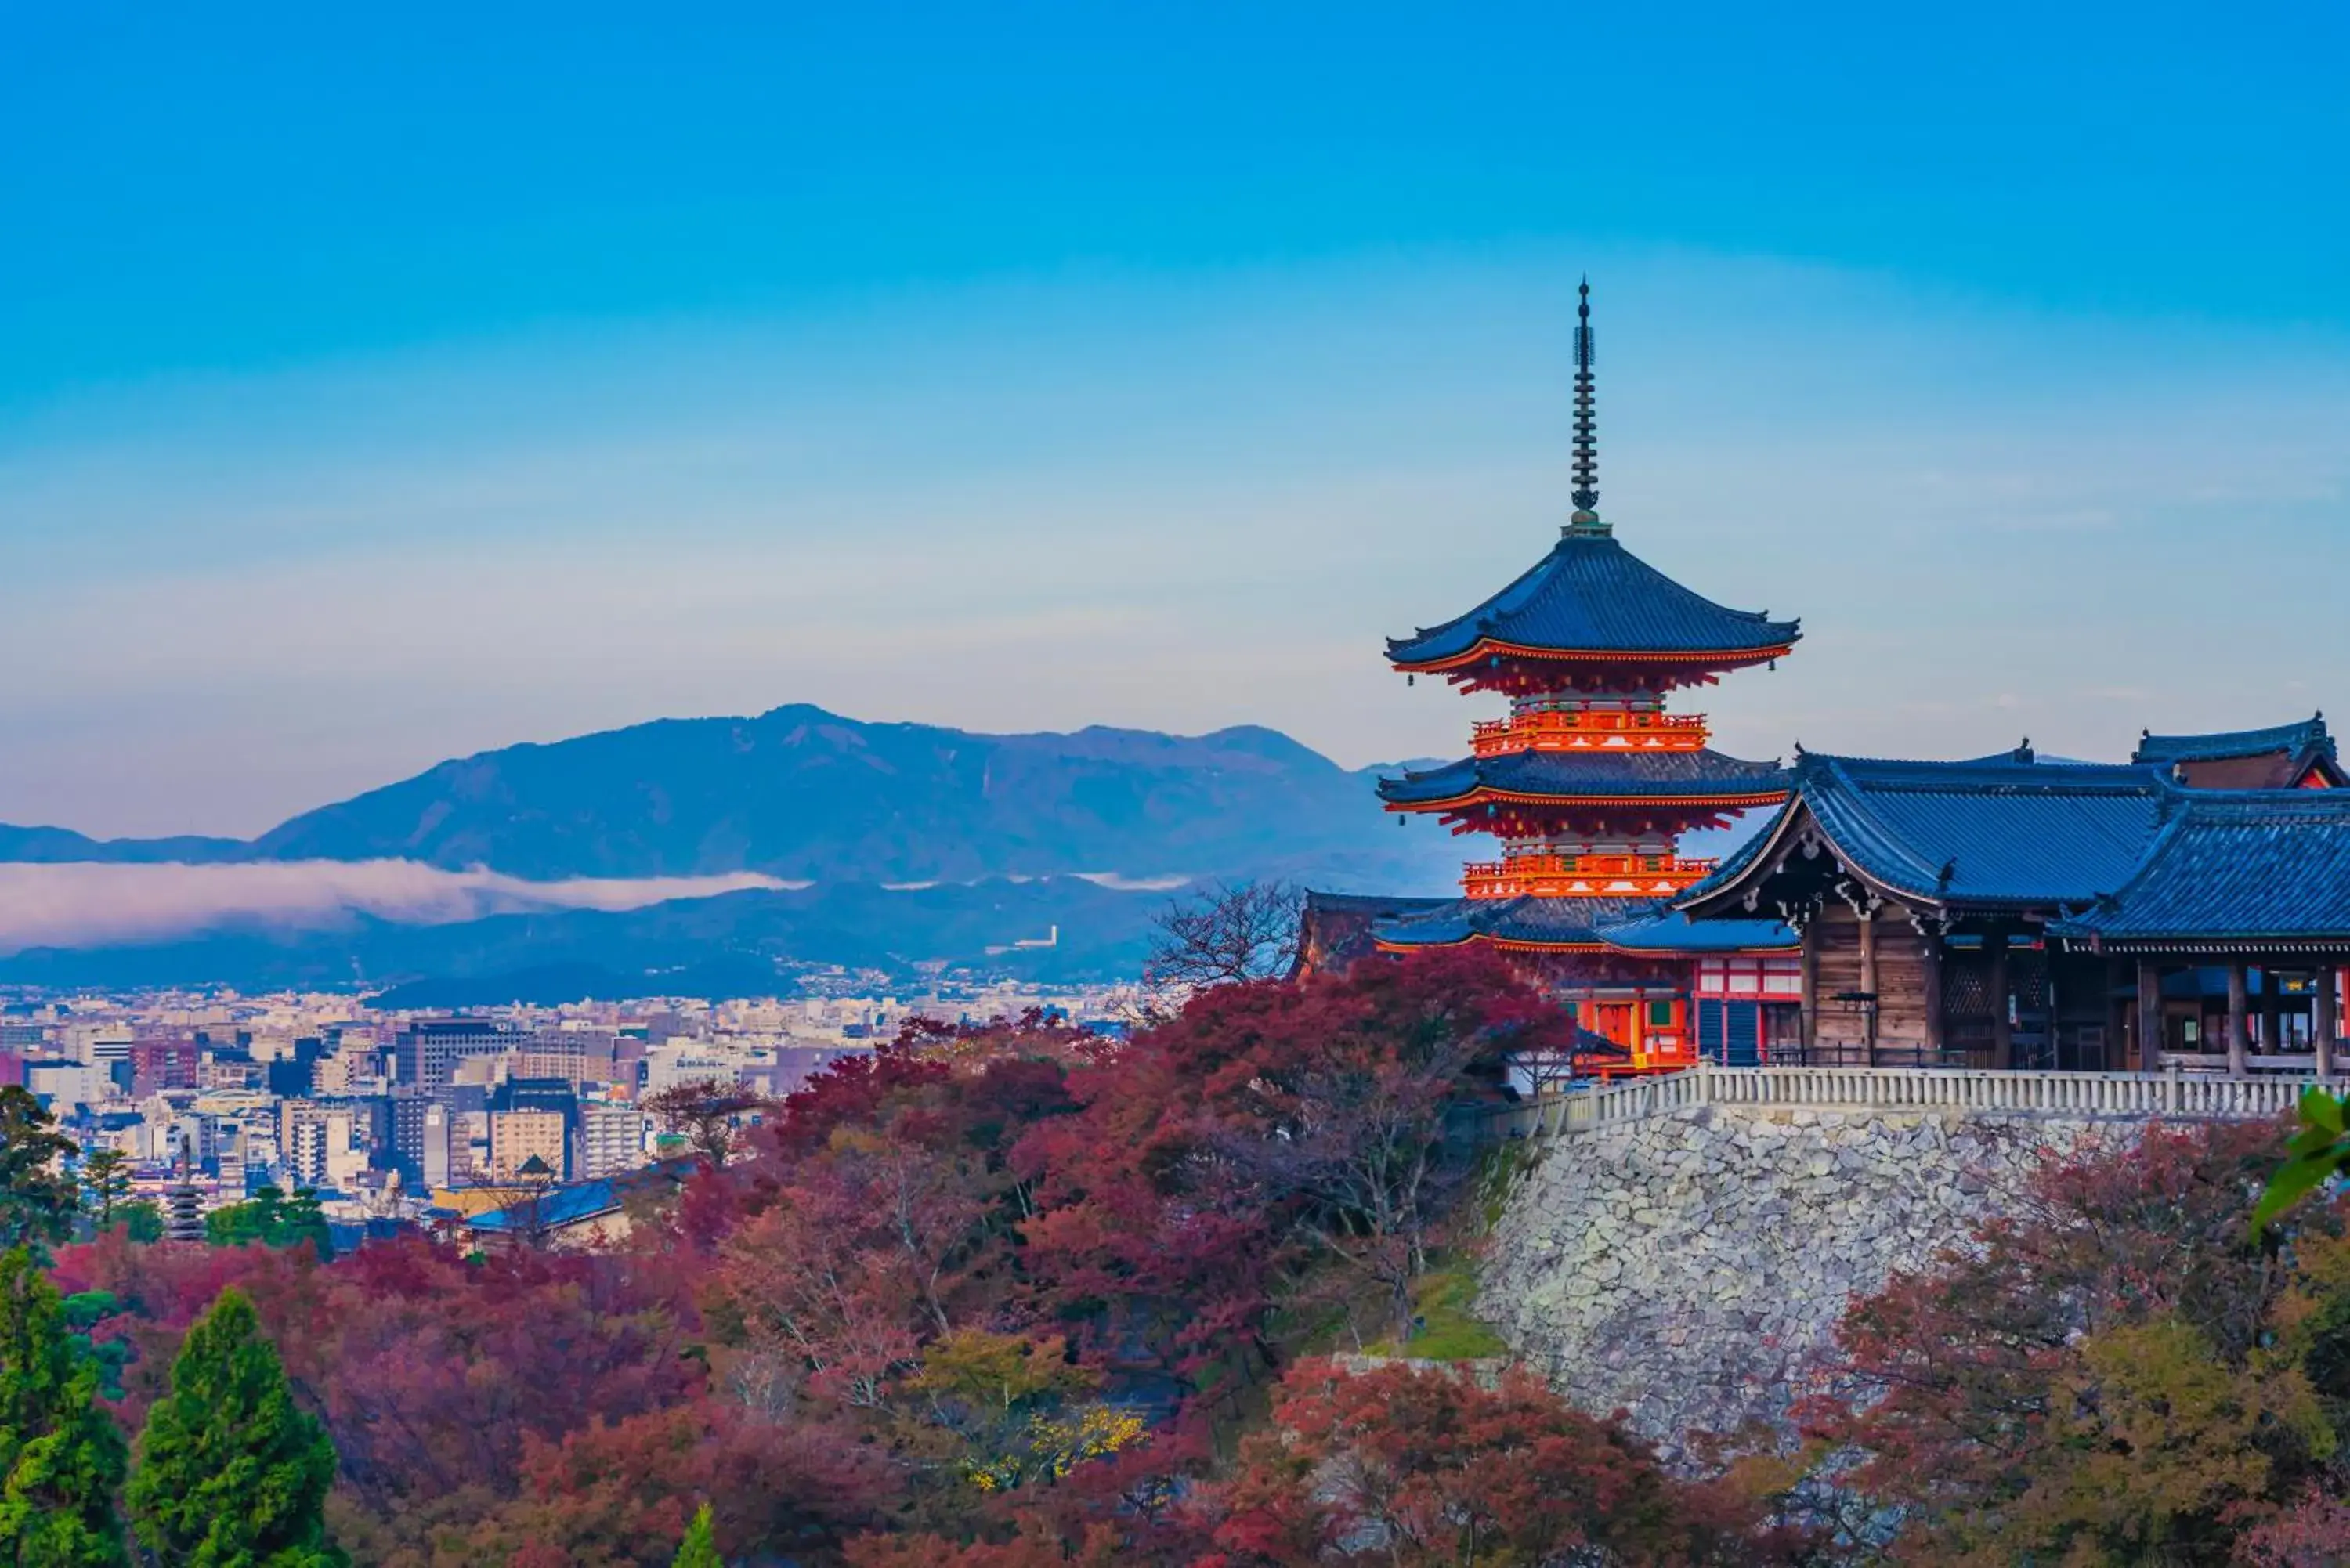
<box><xmin>1857</xmin><ymin>910</ymin><xmax>1878</xmax><ymax>1066</ymax></box>
<box><xmin>2225</xmin><ymin>959</ymin><xmax>2251</xmax><ymax>1076</ymax></box>
<box><xmin>2316</xmin><ymin>964</ymin><xmax>2339</xmax><ymax>1080</ymax></box>
<box><xmin>1988</xmin><ymin>930</ymin><xmax>2013</xmax><ymax>1071</ymax></box>
<box><xmin>2260</xmin><ymin>966</ymin><xmax>2282</xmax><ymax>1060</ymax></box>
<box><xmin>2136</xmin><ymin>959</ymin><xmax>2164</xmax><ymax>1072</ymax></box>
<box><xmin>1799</xmin><ymin>916</ymin><xmax>1820</xmax><ymax>1059</ymax></box>
<box><xmin>1922</xmin><ymin>927</ymin><xmax>1946</xmax><ymax>1060</ymax></box>
<box><xmin>2106</xmin><ymin>959</ymin><xmax>2129</xmax><ymax>1073</ymax></box>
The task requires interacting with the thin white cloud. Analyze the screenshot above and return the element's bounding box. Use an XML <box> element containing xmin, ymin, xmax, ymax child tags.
<box><xmin>0</xmin><ymin>861</ymin><xmax>798</xmax><ymax>956</ymax></box>
<box><xmin>1072</xmin><ymin>873</ymin><xmax>1194</xmax><ymax>891</ymax></box>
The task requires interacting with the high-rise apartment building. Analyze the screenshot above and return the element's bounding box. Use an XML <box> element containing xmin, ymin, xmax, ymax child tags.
<box><xmin>488</xmin><ymin>1110</ymin><xmax>567</xmax><ymax>1182</ymax></box>
<box><xmin>578</xmin><ymin>1103</ymin><xmax>648</xmax><ymax>1180</ymax></box>
<box><xmin>395</xmin><ymin>1019</ymin><xmax>524</xmax><ymax>1091</ymax></box>
<box><xmin>131</xmin><ymin>1038</ymin><xmax>200</xmax><ymax>1096</ymax></box>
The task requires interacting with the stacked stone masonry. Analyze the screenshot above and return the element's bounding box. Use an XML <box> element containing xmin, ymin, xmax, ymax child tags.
<box><xmin>1478</xmin><ymin>1103</ymin><xmax>2132</xmax><ymax>1454</ymax></box>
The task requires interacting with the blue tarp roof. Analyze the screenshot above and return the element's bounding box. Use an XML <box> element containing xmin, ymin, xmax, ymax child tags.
<box><xmin>465</xmin><ymin>1178</ymin><xmax>622</xmax><ymax>1232</ymax></box>
<box><xmin>1378</xmin><ymin>748</ymin><xmax>1786</xmax><ymax>807</ymax></box>
<box><xmin>1386</xmin><ymin>531</ymin><xmax>1800</xmax><ymax>667</ymax></box>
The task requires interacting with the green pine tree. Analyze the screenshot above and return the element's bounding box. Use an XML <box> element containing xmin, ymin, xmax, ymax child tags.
<box><xmin>78</xmin><ymin>1150</ymin><xmax>132</xmax><ymax>1231</ymax></box>
<box><xmin>671</xmin><ymin>1502</ymin><xmax>721</xmax><ymax>1568</ymax></box>
<box><xmin>0</xmin><ymin>1088</ymin><xmax>81</xmax><ymax>1251</ymax></box>
<box><xmin>0</xmin><ymin>1247</ymin><xmax>128</xmax><ymax>1566</ymax></box>
<box><xmin>127</xmin><ymin>1288</ymin><xmax>342</xmax><ymax>1568</ymax></box>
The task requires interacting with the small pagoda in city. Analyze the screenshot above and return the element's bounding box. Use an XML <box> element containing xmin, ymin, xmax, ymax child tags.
<box><xmin>1368</xmin><ymin>282</ymin><xmax>1802</xmax><ymax>1071</ymax></box>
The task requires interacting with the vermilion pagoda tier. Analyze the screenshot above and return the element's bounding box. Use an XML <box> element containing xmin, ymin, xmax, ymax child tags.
<box><xmin>1368</xmin><ymin>281</ymin><xmax>1799</xmax><ymax>1073</ymax></box>
<box><xmin>1376</xmin><ymin>526</ymin><xmax>1796</xmax><ymax>906</ymax></box>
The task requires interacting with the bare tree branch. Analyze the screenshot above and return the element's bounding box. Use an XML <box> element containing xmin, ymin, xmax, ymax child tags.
<box><xmin>645</xmin><ymin>1076</ymin><xmax>772</xmax><ymax>1167</ymax></box>
<box><xmin>1145</xmin><ymin>879</ymin><xmax>1306</xmax><ymax>988</ymax></box>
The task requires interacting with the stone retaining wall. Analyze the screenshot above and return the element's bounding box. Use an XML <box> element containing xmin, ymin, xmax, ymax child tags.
<box><xmin>1478</xmin><ymin>1103</ymin><xmax>2131</xmax><ymax>1452</ymax></box>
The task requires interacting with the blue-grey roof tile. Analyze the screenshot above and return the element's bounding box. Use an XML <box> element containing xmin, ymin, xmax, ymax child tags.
<box><xmin>1378</xmin><ymin>748</ymin><xmax>1787</xmax><ymax>807</ymax></box>
<box><xmin>1594</xmin><ymin>909</ymin><xmax>1799</xmax><ymax>953</ymax></box>
<box><xmin>1679</xmin><ymin>753</ymin><xmax>2176</xmax><ymax>912</ymax></box>
<box><xmin>1372</xmin><ymin>895</ymin><xmax>1796</xmax><ymax>953</ymax></box>
<box><xmin>2051</xmin><ymin>791</ymin><xmax>2350</xmax><ymax>943</ymax></box>
<box><xmin>2134</xmin><ymin>716</ymin><xmax>2334</xmax><ymax>765</ymax></box>
<box><xmin>1387</xmin><ymin>532</ymin><xmax>1800</xmax><ymax>666</ymax></box>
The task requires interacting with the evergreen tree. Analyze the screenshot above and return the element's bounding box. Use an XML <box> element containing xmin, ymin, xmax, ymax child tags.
<box><xmin>204</xmin><ymin>1187</ymin><xmax>329</xmax><ymax>1256</ymax></box>
<box><xmin>671</xmin><ymin>1503</ymin><xmax>721</xmax><ymax>1568</ymax></box>
<box><xmin>0</xmin><ymin>1089</ymin><xmax>81</xmax><ymax>1250</ymax></box>
<box><xmin>0</xmin><ymin>1247</ymin><xmax>128</xmax><ymax>1566</ymax></box>
<box><xmin>78</xmin><ymin>1151</ymin><xmax>132</xmax><ymax>1231</ymax></box>
<box><xmin>128</xmin><ymin>1288</ymin><xmax>342</xmax><ymax>1568</ymax></box>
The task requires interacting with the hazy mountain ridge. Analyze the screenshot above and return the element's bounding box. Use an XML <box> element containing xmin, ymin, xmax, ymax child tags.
<box><xmin>0</xmin><ymin>706</ymin><xmax>1463</xmax><ymax>988</ymax></box>
<box><xmin>0</xmin><ymin>825</ymin><xmax>250</xmax><ymax>865</ymax></box>
<box><xmin>3</xmin><ymin>703</ymin><xmax>1449</xmax><ymax>887</ymax></box>
<box><xmin>0</xmin><ymin>877</ymin><xmax>1177</xmax><ymax>991</ymax></box>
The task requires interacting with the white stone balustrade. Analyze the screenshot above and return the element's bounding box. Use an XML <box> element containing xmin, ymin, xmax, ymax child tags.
<box><xmin>1478</xmin><ymin>1064</ymin><xmax>2315</xmax><ymax>1140</ymax></box>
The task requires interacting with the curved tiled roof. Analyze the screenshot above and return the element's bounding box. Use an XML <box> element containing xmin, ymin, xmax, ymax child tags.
<box><xmin>1594</xmin><ymin>908</ymin><xmax>1799</xmax><ymax>953</ymax></box>
<box><xmin>2050</xmin><ymin>791</ymin><xmax>2350</xmax><ymax>945</ymax></box>
<box><xmin>1372</xmin><ymin>894</ymin><xmax>1796</xmax><ymax>954</ymax></box>
<box><xmin>1386</xmin><ymin>531</ymin><xmax>1801</xmax><ymax>668</ymax></box>
<box><xmin>1378</xmin><ymin>747</ymin><xmax>1788</xmax><ymax>808</ymax></box>
<box><xmin>2134</xmin><ymin>715</ymin><xmax>2333</xmax><ymax>765</ymax></box>
<box><xmin>1374</xmin><ymin>894</ymin><xmax>1657</xmax><ymax>949</ymax></box>
<box><xmin>1679</xmin><ymin>752</ymin><xmax>2175</xmax><ymax>912</ymax></box>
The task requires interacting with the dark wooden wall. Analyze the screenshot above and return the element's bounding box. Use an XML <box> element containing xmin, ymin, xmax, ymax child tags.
<box><xmin>1806</xmin><ymin>905</ymin><xmax>1936</xmax><ymax>1054</ymax></box>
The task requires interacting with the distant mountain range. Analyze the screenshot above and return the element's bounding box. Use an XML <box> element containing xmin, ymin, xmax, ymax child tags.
<box><xmin>0</xmin><ymin>705</ymin><xmax>1463</xmax><ymax>992</ymax></box>
<box><xmin>0</xmin><ymin>826</ymin><xmax>250</xmax><ymax>864</ymax></box>
<box><xmin>0</xmin><ymin>877</ymin><xmax>1178</xmax><ymax>995</ymax></box>
<box><xmin>6</xmin><ymin>704</ymin><xmax>1446</xmax><ymax>886</ymax></box>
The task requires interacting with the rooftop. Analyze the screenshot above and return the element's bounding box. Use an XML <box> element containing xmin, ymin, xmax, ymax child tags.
<box><xmin>1386</xmin><ymin>532</ymin><xmax>1801</xmax><ymax>670</ymax></box>
<box><xmin>2050</xmin><ymin>790</ymin><xmax>2350</xmax><ymax>948</ymax></box>
<box><xmin>2134</xmin><ymin>714</ymin><xmax>2333</xmax><ymax>765</ymax></box>
<box><xmin>1373</xmin><ymin>894</ymin><xmax>1796</xmax><ymax>955</ymax></box>
<box><xmin>1683</xmin><ymin>750</ymin><xmax>2173</xmax><ymax>912</ymax></box>
<box><xmin>1379</xmin><ymin>747</ymin><xmax>1788</xmax><ymax>809</ymax></box>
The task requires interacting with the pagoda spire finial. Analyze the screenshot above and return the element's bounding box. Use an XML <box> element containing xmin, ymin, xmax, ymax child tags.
<box><xmin>1567</xmin><ymin>276</ymin><xmax>1605</xmax><ymax>534</ymax></box>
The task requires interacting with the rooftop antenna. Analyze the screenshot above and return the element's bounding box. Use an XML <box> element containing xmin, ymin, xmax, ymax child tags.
<box><xmin>1567</xmin><ymin>277</ymin><xmax>1606</xmax><ymax>534</ymax></box>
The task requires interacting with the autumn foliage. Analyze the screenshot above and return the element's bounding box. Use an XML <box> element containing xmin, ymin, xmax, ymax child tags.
<box><xmin>1204</xmin><ymin>1358</ymin><xmax>1813</xmax><ymax>1567</ymax></box>
<box><xmin>19</xmin><ymin>951</ymin><xmax>2348</xmax><ymax>1565</ymax></box>
<box><xmin>22</xmin><ymin>950</ymin><xmax>1625</xmax><ymax>1564</ymax></box>
<box><xmin>1793</xmin><ymin>1118</ymin><xmax>2350</xmax><ymax>1566</ymax></box>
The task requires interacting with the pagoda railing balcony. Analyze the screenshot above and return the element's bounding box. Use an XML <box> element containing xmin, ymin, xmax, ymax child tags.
<box><xmin>1462</xmin><ymin>854</ymin><xmax>1719</xmax><ymax>900</ymax></box>
<box><xmin>1470</xmin><ymin>710</ymin><xmax>1709</xmax><ymax>757</ymax></box>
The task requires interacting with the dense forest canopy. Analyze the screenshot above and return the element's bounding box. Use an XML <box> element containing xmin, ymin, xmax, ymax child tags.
<box><xmin>0</xmin><ymin>952</ymin><xmax>2345</xmax><ymax>1564</ymax></box>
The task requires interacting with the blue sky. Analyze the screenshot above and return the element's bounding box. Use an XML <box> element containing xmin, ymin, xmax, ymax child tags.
<box><xmin>3</xmin><ymin>2</ymin><xmax>2346</xmax><ymax>836</ymax></box>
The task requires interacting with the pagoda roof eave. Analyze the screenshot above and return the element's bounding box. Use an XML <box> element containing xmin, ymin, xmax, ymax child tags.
<box><xmin>1377</xmin><ymin>747</ymin><xmax>1790</xmax><ymax>811</ymax></box>
<box><xmin>1372</xmin><ymin>934</ymin><xmax>1614</xmax><ymax>955</ymax></box>
<box><xmin>1387</xmin><ymin>636</ymin><xmax>1797</xmax><ymax>677</ymax></box>
<box><xmin>1384</xmin><ymin>530</ymin><xmax>1802</xmax><ymax>668</ymax></box>
<box><xmin>1383</xmin><ymin>789</ymin><xmax>1789</xmax><ymax>815</ymax></box>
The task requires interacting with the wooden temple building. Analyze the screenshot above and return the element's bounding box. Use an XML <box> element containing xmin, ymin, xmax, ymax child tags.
<box><xmin>1314</xmin><ymin>283</ymin><xmax>1805</xmax><ymax>1072</ymax></box>
<box><xmin>1301</xmin><ymin>281</ymin><xmax>2350</xmax><ymax>1082</ymax></box>
<box><xmin>1674</xmin><ymin>720</ymin><xmax>2350</xmax><ymax>1075</ymax></box>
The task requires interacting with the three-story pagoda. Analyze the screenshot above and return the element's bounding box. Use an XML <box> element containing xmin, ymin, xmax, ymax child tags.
<box><xmin>1371</xmin><ymin>283</ymin><xmax>1802</xmax><ymax>1071</ymax></box>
